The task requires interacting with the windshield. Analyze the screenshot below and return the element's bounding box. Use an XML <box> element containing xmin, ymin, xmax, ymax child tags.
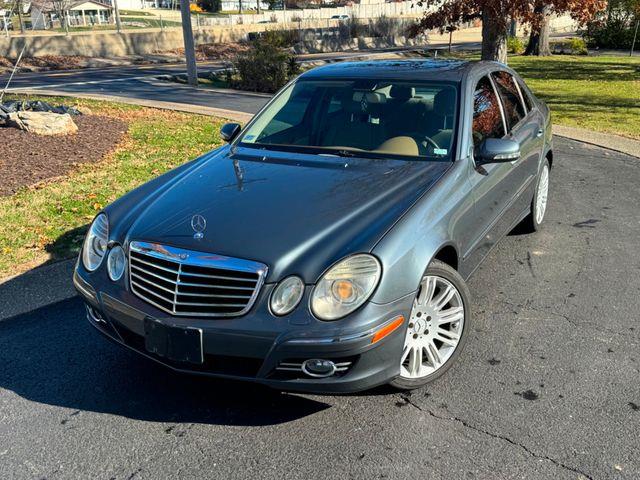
<box><xmin>238</xmin><ymin>79</ymin><xmax>458</xmax><ymax>160</ymax></box>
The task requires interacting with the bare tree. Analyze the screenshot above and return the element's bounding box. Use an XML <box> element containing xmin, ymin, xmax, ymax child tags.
<box><xmin>14</xmin><ymin>0</ymin><xmax>26</xmax><ymax>33</ymax></box>
<box><xmin>51</xmin><ymin>0</ymin><xmax>72</xmax><ymax>33</ymax></box>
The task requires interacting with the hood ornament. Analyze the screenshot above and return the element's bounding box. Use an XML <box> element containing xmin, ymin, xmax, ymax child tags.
<box><xmin>190</xmin><ymin>214</ymin><xmax>207</xmax><ymax>240</ymax></box>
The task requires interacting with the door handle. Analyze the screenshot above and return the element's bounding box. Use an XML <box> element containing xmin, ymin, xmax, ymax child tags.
<box><xmin>536</xmin><ymin>129</ymin><xmax>544</xmax><ymax>138</ymax></box>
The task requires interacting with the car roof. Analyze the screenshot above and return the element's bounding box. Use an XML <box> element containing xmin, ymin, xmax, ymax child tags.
<box><xmin>300</xmin><ymin>59</ymin><xmax>505</xmax><ymax>83</ymax></box>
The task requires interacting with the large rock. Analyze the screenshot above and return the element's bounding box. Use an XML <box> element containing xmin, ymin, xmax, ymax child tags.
<box><xmin>6</xmin><ymin>111</ymin><xmax>78</xmax><ymax>136</ymax></box>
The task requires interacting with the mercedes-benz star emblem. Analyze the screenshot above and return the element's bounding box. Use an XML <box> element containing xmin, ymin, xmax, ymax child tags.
<box><xmin>190</xmin><ymin>214</ymin><xmax>207</xmax><ymax>240</ymax></box>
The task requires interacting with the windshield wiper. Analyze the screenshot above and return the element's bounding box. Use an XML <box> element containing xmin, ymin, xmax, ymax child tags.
<box><xmin>242</xmin><ymin>143</ymin><xmax>363</xmax><ymax>158</ymax></box>
<box><xmin>334</xmin><ymin>149</ymin><xmax>358</xmax><ymax>157</ymax></box>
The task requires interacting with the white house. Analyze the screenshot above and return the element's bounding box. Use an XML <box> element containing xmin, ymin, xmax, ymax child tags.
<box><xmin>31</xmin><ymin>0</ymin><xmax>113</xmax><ymax>29</ymax></box>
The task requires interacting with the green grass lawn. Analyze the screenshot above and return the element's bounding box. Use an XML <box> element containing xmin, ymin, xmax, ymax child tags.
<box><xmin>51</xmin><ymin>16</ymin><xmax>182</xmax><ymax>32</ymax></box>
<box><xmin>120</xmin><ymin>9</ymin><xmax>155</xmax><ymax>16</ymax></box>
<box><xmin>508</xmin><ymin>55</ymin><xmax>640</xmax><ymax>140</ymax></box>
<box><xmin>0</xmin><ymin>98</ymin><xmax>224</xmax><ymax>278</ymax></box>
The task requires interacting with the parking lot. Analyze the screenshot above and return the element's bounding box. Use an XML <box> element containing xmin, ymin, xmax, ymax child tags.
<box><xmin>1</xmin><ymin>137</ymin><xmax>638</xmax><ymax>480</ymax></box>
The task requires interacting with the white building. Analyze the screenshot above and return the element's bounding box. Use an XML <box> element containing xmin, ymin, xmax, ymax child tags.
<box><xmin>31</xmin><ymin>0</ymin><xmax>113</xmax><ymax>29</ymax></box>
<box><xmin>220</xmin><ymin>0</ymin><xmax>270</xmax><ymax>11</ymax></box>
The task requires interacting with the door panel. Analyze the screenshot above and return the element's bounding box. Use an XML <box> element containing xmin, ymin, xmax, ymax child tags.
<box><xmin>463</xmin><ymin>72</ymin><xmax>542</xmax><ymax>271</ymax></box>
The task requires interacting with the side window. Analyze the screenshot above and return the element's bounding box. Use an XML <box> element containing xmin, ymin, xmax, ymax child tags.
<box><xmin>491</xmin><ymin>71</ymin><xmax>526</xmax><ymax>129</ymax></box>
<box><xmin>517</xmin><ymin>80</ymin><xmax>534</xmax><ymax>112</ymax></box>
<box><xmin>472</xmin><ymin>76</ymin><xmax>505</xmax><ymax>147</ymax></box>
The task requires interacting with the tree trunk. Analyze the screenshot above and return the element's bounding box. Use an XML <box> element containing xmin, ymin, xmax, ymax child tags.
<box><xmin>16</xmin><ymin>0</ymin><xmax>25</xmax><ymax>33</ymax></box>
<box><xmin>524</xmin><ymin>7</ymin><xmax>552</xmax><ymax>56</ymax></box>
<box><xmin>481</xmin><ymin>9</ymin><xmax>507</xmax><ymax>63</ymax></box>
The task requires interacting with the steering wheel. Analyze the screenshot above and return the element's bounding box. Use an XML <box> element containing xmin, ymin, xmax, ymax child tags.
<box><xmin>405</xmin><ymin>132</ymin><xmax>441</xmax><ymax>154</ymax></box>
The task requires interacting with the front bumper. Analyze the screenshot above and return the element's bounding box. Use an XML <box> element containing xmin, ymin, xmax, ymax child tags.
<box><xmin>74</xmin><ymin>265</ymin><xmax>414</xmax><ymax>394</ymax></box>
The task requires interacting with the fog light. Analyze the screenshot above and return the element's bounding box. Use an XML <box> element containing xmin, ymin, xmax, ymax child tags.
<box><xmin>107</xmin><ymin>245</ymin><xmax>126</xmax><ymax>281</ymax></box>
<box><xmin>302</xmin><ymin>359</ymin><xmax>337</xmax><ymax>378</ymax></box>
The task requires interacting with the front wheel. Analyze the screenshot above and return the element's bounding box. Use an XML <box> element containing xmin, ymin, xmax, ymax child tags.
<box><xmin>390</xmin><ymin>260</ymin><xmax>472</xmax><ymax>390</ymax></box>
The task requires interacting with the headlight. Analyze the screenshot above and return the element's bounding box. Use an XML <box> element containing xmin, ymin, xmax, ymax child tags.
<box><xmin>311</xmin><ymin>254</ymin><xmax>381</xmax><ymax>321</ymax></box>
<box><xmin>82</xmin><ymin>214</ymin><xmax>109</xmax><ymax>271</ymax></box>
<box><xmin>270</xmin><ymin>276</ymin><xmax>304</xmax><ymax>316</ymax></box>
<box><xmin>107</xmin><ymin>245</ymin><xmax>126</xmax><ymax>281</ymax></box>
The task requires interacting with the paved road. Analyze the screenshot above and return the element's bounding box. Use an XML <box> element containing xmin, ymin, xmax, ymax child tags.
<box><xmin>2</xmin><ymin>60</ymin><xmax>269</xmax><ymax>114</ymax></box>
<box><xmin>1</xmin><ymin>138</ymin><xmax>639</xmax><ymax>479</ymax></box>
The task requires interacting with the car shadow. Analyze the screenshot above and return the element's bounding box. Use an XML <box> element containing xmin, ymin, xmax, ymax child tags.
<box><xmin>0</xmin><ymin>296</ymin><xmax>331</xmax><ymax>427</ymax></box>
<box><xmin>45</xmin><ymin>224</ymin><xmax>87</xmax><ymax>261</ymax></box>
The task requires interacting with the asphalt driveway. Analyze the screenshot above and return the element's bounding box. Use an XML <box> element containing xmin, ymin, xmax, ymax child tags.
<box><xmin>0</xmin><ymin>138</ymin><xmax>638</xmax><ymax>480</ymax></box>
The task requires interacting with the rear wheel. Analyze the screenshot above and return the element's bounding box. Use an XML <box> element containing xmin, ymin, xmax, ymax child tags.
<box><xmin>390</xmin><ymin>260</ymin><xmax>471</xmax><ymax>390</ymax></box>
<box><xmin>522</xmin><ymin>159</ymin><xmax>550</xmax><ymax>232</ymax></box>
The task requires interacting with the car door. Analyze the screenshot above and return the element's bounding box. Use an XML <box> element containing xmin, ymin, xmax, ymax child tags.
<box><xmin>491</xmin><ymin>70</ymin><xmax>542</xmax><ymax>216</ymax></box>
<box><xmin>462</xmin><ymin>72</ymin><xmax>538</xmax><ymax>270</ymax></box>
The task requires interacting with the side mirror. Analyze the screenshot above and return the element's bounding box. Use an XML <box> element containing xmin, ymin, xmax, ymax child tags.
<box><xmin>220</xmin><ymin>122</ymin><xmax>241</xmax><ymax>143</ymax></box>
<box><xmin>476</xmin><ymin>138</ymin><xmax>521</xmax><ymax>164</ymax></box>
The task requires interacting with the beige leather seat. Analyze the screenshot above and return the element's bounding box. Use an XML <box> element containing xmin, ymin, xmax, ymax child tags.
<box><xmin>374</xmin><ymin>136</ymin><xmax>419</xmax><ymax>157</ymax></box>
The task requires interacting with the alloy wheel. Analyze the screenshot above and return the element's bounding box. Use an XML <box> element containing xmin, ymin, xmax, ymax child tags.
<box><xmin>400</xmin><ymin>275</ymin><xmax>465</xmax><ymax>379</ymax></box>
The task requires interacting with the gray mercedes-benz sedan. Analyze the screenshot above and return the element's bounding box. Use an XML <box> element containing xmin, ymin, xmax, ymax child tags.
<box><xmin>73</xmin><ymin>59</ymin><xmax>553</xmax><ymax>393</ymax></box>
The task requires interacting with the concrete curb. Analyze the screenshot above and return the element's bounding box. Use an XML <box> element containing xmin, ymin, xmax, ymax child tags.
<box><xmin>8</xmin><ymin>89</ymin><xmax>255</xmax><ymax>124</ymax></box>
<box><xmin>552</xmin><ymin>125</ymin><xmax>640</xmax><ymax>159</ymax></box>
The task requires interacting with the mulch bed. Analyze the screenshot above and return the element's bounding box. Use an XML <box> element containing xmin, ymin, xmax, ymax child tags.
<box><xmin>0</xmin><ymin>55</ymin><xmax>88</xmax><ymax>74</ymax></box>
<box><xmin>0</xmin><ymin>115</ymin><xmax>127</xmax><ymax>196</ymax></box>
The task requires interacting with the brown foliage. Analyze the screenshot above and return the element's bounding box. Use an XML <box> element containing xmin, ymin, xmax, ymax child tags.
<box><xmin>410</xmin><ymin>0</ymin><xmax>607</xmax><ymax>36</ymax></box>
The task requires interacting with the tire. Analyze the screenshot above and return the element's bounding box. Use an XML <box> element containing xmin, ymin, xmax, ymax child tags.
<box><xmin>389</xmin><ymin>260</ymin><xmax>472</xmax><ymax>391</ymax></box>
<box><xmin>521</xmin><ymin>159</ymin><xmax>550</xmax><ymax>233</ymax></box>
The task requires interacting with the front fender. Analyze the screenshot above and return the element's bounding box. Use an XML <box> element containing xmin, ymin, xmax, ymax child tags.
<box><xmin>370</xmin><ymin>159</ymin><xmax>473</xmax><ymax>304</ymax></box>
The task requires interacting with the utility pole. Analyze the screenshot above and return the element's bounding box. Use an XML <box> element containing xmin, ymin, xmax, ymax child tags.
<box><xmin>113</xmin><ymin>0</ymin><xmax>122</xmax><ymax>33</ymax></box>
<box><xmin>0</xmin><ymin>43</ymin><xmax>26</xmax><ymax>102</ymax></box>
<box><xmin>631</xmin><ymin>20</ymin><xmax>639</xmax><ymax>57</ymax></box>
<box><xmin>179</xmin><ymin>0</ymin><xmax>198</xmax><ymax>86</ymax></box>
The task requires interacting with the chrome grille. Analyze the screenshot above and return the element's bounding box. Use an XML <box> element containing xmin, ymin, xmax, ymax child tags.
<box><xmin>128</xmin><ymin>241</ymin><xmax>267</xmax><ymax>317</ymax></box>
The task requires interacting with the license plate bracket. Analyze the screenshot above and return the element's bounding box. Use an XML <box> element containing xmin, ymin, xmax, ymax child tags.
<box><xmin>144</xmin><ymin>318</ymin><xmax>203</xmax><ymax>365</ymax></box>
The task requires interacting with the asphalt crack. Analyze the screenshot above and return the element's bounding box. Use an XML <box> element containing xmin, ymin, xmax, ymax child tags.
<box><xmin>526</xmin><ymin>251</ymin><xmax>537</xmax><ymax>278</ymax></box>
<box><xmin>499</xmin><ymin>299</ymin><xmax>639</xmax><ymax>343</ymax></box>
<box><xmin>398</xmin><ymin>394</ymin><xmax>594</xmax><ymax>480</ymax></box>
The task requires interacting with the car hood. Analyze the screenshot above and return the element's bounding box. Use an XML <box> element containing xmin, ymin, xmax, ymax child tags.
<box><xmin>124</xmin><ymin>146</ymin><xmax>450</xmax><ymax>283</ymax></box>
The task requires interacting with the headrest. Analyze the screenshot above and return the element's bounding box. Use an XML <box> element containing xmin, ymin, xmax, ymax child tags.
<box><xmin>346</xmin><ymin>92</ymin><xmax>386</xmax><ymax>116</ymax></box>
<box><xmin>389</xmin><ymin>85</ymin><xmax>415</xmax><ymax>101</ymax></box>
<box><xmin>434</xmin><ymin>88</ymin><xmax>456</xmax><ymax>116</ymax></box>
